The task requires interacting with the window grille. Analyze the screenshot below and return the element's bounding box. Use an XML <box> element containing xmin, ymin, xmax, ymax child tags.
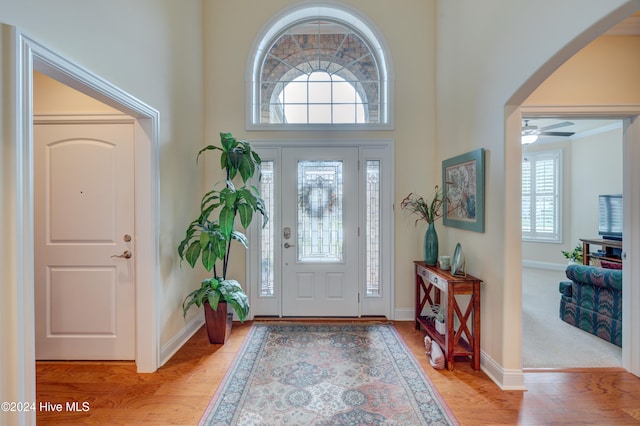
<box><xmin>522</xmin><ymin>150</ymin><xmax>562</xmax><ymax>242</ymax></box>
<box><xmin>248</xmin><ymin>5</ymin><xmax>392</xmax><ymax>128</ymax></box>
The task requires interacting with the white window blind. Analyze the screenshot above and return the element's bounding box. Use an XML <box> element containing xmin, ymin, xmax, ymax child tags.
<box><xmin>522</xmin><ymin>150</ymin><xmax>561</xmax><ymax>242</ymax></box>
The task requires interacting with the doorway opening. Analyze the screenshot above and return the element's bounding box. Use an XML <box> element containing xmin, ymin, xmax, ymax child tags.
<box><xmin>12</xmin><ymin>30</ymin><xmax>161</xmax><ymax>416</ymax></box>
<box><xmin>520</xmin><ymin>116</ymin><xmax>624</xmax><ymax>368</ymax></box>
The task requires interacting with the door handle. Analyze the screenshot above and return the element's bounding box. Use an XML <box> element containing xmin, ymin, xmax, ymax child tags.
<box><xmin>111</xmin><ymin>250</ymin><xmax>132</xmax><ymax>259</ymax></box>
<box><xmin>284</xmin><ymin>242</ymin><xmax>295</xmax><ymax>248</ymax></box>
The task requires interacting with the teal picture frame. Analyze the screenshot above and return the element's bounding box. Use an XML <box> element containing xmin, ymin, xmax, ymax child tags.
<box><xmin>442</xmin><ymin>148</ymin><xmax>485</xmax><ymax>232</ymax></box>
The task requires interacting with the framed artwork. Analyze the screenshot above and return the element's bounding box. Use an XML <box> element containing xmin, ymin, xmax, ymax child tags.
<box><xmin>442</xmin><ymin>148</ymin><xmax>485</xmax><ymax>232</ymax></box>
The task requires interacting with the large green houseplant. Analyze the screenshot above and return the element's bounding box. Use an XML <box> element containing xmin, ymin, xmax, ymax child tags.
<box><xmin>178</xmin><ymin>132</ymin><xmax>267</xmax><ymax>343</ymax></box>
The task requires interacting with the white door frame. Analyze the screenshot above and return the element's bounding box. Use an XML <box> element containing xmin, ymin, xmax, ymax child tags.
<box><xmin>519</xmin><ymin>105</ymin><xmax>640</xmax><ymax>376</ymax></box>
<box><xmin>6</xmin><ymin>26</ymin><xmax>160</xmax><ymax>423</ymax></box>
<box><xmin>246</xmin><ymin>139</ymin><xmax>395</xmax><ymax>319</ymax></box>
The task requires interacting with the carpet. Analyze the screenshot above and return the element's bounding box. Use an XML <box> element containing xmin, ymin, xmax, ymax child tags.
<box><xmin>522</xmin><ymin>267</ymin><xmax>621</xmax><ymax>368</ymax></box>
<box><xmin>199</xmin><ymin>323</ymin><xmax>458</xmax><ymax>425</ymax></box>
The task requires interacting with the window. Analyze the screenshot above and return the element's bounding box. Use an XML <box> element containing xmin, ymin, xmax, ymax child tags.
<box><xmin>522</xmin><ymin>150</ymin><xmax>562</xmax><ymax>242</ymax></box>
<box><xmin>366</xmin><ymin>160</ymin><xmax>381</xmax><ymax>296</ymax></box>
<box><xmin>248</xmin><ymin>5</ymin><xmax>392</xmax><ymax>129</ymax></box>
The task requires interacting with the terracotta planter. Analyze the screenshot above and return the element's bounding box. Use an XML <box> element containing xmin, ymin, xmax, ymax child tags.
<box><xmin>203</xmin><ymin>301</ymin><xmax>233</xmax><ymax>344</ymax></box>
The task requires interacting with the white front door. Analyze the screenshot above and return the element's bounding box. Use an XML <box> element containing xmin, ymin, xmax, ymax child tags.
<box><xmin>34</xmin><ymin>121</ymin><xmax>136</xmax><ymax>360</ymax></box>
<box><xmin>281</xmin><ymin>147</ymin><xmax>359</xmax><ymax>316</ymax></box>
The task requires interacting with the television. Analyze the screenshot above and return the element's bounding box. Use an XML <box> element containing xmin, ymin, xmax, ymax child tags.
<box><xmin>598</xmin><ymin>194</ymin><xmax>623</xmax><ymax>240</ymax></box>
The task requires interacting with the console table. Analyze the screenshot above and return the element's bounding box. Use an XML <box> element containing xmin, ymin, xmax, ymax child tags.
<box><xmin>580</xmin><ymin>238</ymin><xmax>622</xmax><ymax>266</ymax></box>
<box><xmin>414</xmin><ymin>261</ymin><xmax>482</xmax><ymax>370</ymax></box>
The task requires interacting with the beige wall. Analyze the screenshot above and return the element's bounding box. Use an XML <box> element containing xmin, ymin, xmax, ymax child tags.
<box><xmin>202</xmin><ymin>0</ymin><xmax>437</xmax><ymax>314</ymax></box>
<box><xmin>2</xmin><ymin>0</ymin><xmax>639</xmax><ymax>411</ymax></box>
<box><xmin>33</xmin><ymin>71</ymin><xmax>119</xmax><ymax>114</ymax></box>
<box><xmin>526</xmin><ymin>36</ymin><xmax>640</xmax><ymax>105</ymax></box>
<box><xmin>435</xmin><ymin>0</ymin><xmax>637</xmax><ymax>375</ymax></box>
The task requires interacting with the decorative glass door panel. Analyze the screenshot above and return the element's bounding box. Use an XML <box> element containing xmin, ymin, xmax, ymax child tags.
<box><xmin>297</xmin><ymin>160</ymin><xmax>343</xmax><ymax>263</ymax></box>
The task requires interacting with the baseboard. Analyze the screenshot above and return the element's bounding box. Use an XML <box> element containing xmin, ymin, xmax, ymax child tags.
<box><xmin>393</xmin><ymin>307</ymin><xmax>414</xmax><ymax>321</ymax></box>
<box><xmin>480</xmin><ymin>351</ymin><xmax>526</xmax><ymax>390</ymax></box>
<box><xmin>522</xmin><ymin>260</ymin><xmax>567</xmax><ymax>271</ymax></box>
<box><xmin>159</xmin><ymin>316</ymin><xmax>203</xmax><ymax>367</ymax></box>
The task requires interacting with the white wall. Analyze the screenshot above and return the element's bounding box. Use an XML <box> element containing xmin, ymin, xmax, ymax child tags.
<box><xmin>571</xmin><ymin>128</ymin><xmax>624</xmax><ymax>244</ymax></box>
<box><xmin>435</xmin><ymin>0</ymin><xmax>638</xmax><ymax>385</ymax></box>
<box><xmin>0</xmin><ymin>1</ymin><xmax>204</xmax><ymax>417</ymax></box>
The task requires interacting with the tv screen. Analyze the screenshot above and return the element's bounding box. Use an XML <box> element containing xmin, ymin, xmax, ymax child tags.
<box><xmin>598</xmin><ymin>194</ymin><xmax>623</xmax><ymax>240</ymax></box>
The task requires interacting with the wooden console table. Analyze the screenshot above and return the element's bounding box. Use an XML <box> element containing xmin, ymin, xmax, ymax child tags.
<box><xmin>580</xmin><ymin>238</ymin><xmax>622</xmax><ymax>266</ymax></box>
<box><xmin>414</xmin><ymin>261</ymin><xmax>482</xmax><ymax>370</ymax></box>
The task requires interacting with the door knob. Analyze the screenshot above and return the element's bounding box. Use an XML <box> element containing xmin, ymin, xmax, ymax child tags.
<box><xmin>111</xmin><ymin>250</ymin><xmax>132</xmax><ymax>259</ymax></box>
<box><xmin>284</xmin><ymin>242</ymin><xmax>295</xmax><ymax>248</ymax></box>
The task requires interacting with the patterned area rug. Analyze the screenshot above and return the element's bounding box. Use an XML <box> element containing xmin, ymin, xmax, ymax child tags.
<box><xmin>199</xmin><ymin>323</ymin><xmax>458</xmax><ymax>425</ymax></box>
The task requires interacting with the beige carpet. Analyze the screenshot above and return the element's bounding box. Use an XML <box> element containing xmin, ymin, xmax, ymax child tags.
<box><xmin>522</xmin><ymin>267</ymin><xmax>621</xmax><ymax>368</ymax></box>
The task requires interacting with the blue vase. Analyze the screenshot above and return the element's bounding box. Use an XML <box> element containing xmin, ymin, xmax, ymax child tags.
<box><xmin>424</xmin><ymin>222</ymin><xmax>438</xmax><ymax>266</ymax></box>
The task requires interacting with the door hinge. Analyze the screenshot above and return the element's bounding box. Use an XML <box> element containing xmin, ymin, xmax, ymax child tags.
<box><xmin>358</xmin><ymin>227</ymin><xmax>360</xmax><ymax>237</ymax></box>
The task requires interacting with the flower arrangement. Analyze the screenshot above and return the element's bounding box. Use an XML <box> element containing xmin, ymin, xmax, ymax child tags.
<box><xmin>401</xmin><ymin>185</ymin><xmax>445</xmax><ymax>224</ymax></box>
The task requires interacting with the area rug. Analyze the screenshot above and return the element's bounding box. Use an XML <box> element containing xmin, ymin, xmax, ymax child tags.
<box><xmin>199</xmin><ymin>323</ymin><xmax>458</xmax><ymax>425</ymax></box>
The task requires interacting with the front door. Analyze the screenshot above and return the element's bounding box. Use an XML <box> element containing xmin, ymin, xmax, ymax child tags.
<box><xmin>281</xmin><ymin>147</ymin><xmax>359</xmax><ymax>316</ymax></box>
<box><xmin>34</xmin><ymin>121</ymin><xmax>136</xmax><ymax>360</ymax></box>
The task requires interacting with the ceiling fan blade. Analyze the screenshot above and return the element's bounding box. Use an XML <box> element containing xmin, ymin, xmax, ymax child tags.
<box><xmin>540</xmin><ymin>121</ymin><xmax>573</xmax><ymax>131</ymax></box>
<box><xmin>540</xmin><ymin>131</ymin><xmax>575</xmax><ymax>137</ymax></box>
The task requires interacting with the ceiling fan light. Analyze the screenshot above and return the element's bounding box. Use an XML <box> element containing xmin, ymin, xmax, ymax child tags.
<box><xmin>522</xmin><ymin>134</ymin><xmax>538</xmax><ymax>144</ymax></box>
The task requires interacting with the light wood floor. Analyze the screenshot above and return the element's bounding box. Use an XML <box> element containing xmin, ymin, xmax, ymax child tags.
<box><xmin>36</xmin><ymin>321</ymin><xmax>640</xmax><ymax>425</ymax></box>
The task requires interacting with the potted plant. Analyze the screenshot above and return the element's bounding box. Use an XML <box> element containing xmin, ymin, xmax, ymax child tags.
<box><xmin>425</xmin><ymin>304</ymin><xmax>446</xmax><ymax>335</ymax></box>
<box><xmin>562</xmin><ymin>244</ymin><xmax>583</xmax><ymax>264</ymax></box>
<box><xmin>401</xmin><ymin>185</ymin><xmax>445</xmax><ymax>265</ymax></box>
<box><xmin>178</xmin><ymin>132</ymin><xmax>267</xmax><ymax>343</ymax></box>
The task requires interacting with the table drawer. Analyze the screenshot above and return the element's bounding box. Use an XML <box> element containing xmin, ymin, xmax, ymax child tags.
<box><xmin>416</xmin><ymin>264</ymin><xmax>448</xmax><ymax>292</ymax></box>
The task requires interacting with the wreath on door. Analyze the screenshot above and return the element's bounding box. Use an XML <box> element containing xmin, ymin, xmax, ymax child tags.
<box><xmin>298</xmin><ymin>177</ymin><xmax>337</xmax><ymax>218</ymax></box>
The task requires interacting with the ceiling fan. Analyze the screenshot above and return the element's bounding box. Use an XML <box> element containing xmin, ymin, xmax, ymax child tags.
<box><xmin>522</xmin><ymin>120</ymin><xmax>575</xmax><ymax>144</ymax></box>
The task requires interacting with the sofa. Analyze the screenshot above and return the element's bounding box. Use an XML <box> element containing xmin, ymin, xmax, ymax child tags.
<box><xmin>558</xmin><ymin>264</ymin><xmax>622</xmax><ymax>347</ymax></box>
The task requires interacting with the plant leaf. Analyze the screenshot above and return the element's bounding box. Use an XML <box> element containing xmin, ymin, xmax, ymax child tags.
<box><xmin>230</xmin><ymin>230</ymin><xmax>248</xmax><ymax>248</ymax></box>
<box><xmin>201</xmin><ymin>242</ymin><xmax>215</xmax><ymax>271</ymax></box>
<box><xmin>185</xmin><ymin>240</ymin><xmax>201</xmax><ymax>268</ymax></box>
<box><xmin>237</xmin><ymin>203</ymin><xmax>253</xmax><ymax>229</ymax></box>
<box><xmin>207</xmin><ymin>291</ymin><xmax>221</xmax><ymax>311</ymax></box>
<box><xmin>219</xmin><ymin>205</ymin><xmax>235</xmax><ymax>238</ymax></box>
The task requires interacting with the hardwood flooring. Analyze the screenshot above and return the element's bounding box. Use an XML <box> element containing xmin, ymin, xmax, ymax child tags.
<box><xmin>36</xmin><ymin>321</ymin><xmax>640</xmax><ymax>425</ymax></box>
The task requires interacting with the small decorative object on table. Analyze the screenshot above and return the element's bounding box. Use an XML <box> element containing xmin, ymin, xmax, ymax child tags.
<box><xmin>401</xmin><ymin>186</ymin><xmax>444</xmax><ymax>266</ymax></box>
<box><xmin>451</xmin><ymin>243</ymin><xmax>466</xmax><ymax>277</ymax></box>
<box><xmin>438</xmin><ymin>255</ymin><xmax>451</xmax><ymax>270</ymax></box>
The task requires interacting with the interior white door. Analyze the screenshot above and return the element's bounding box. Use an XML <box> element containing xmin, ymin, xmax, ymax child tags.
<box><xmin>281</xmin><ymin>147</ymin><xmax>359</xmax><ymax>316</ymax></box>
<box><xmin>34</xmin><ymin>121</ymin><xmax>135</xmax><ymax>360</ymax></box>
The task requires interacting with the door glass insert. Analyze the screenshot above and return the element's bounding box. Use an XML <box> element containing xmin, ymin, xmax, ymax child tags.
<box><xmin>366</xmin><ymin>160</ymin><xmax>381</xmax><ymax>296</ymax></box>
<box><xmin>260</xmin><ymin>161</ymin><xmax>275</xmax><ymax>296</ymax></box>
<box><xmin>297</xmin><ymin>160</ymin><xmax>343</xmax><ymax>262</ymax></box>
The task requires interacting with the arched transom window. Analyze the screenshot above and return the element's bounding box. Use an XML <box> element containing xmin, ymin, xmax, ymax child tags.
<box><xmin>248</xmin><ymin>6</ymin><xmax>392</xmax><ymax>129</ymax></box>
